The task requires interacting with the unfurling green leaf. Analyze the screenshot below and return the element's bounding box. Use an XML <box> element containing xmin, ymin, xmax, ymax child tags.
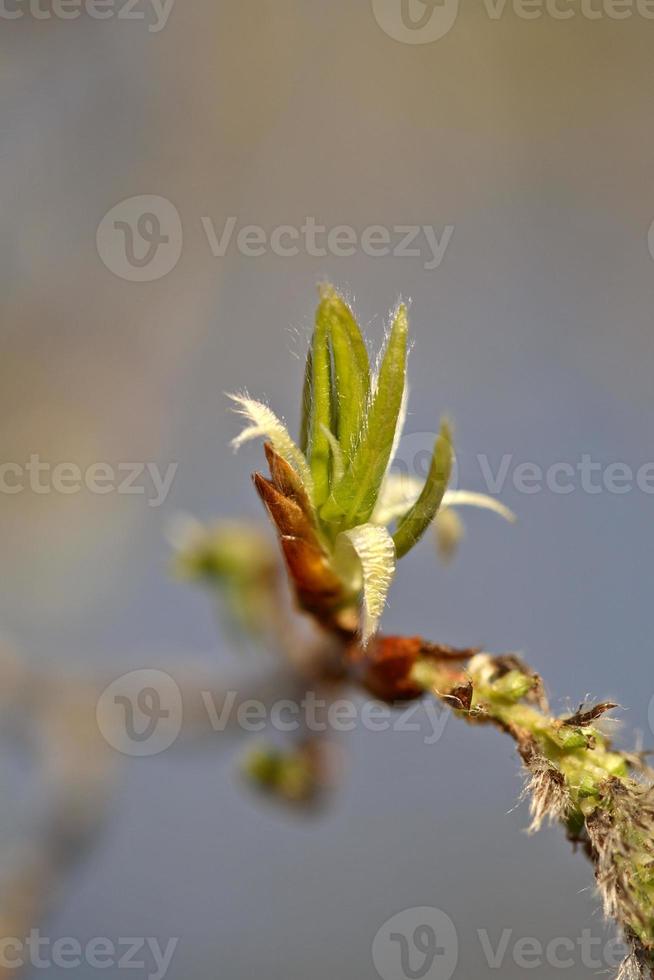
<box><xmin>393</xmin><ymin>421</ymin><xmax>453</xmax><ymax>559</ymax></box>
<box><xmin>317</xmin><ymin>284</ymin><xmax>370</xmax><ymax>460</ymax></box>
<box><xmin>321</xmin><ymin>304</ymin><xmax>408</xmax><ymax>529</ymax></box>
<box><xmin>334</xmin><ymin>523</ymin><xmax>396</xmax><ymax>645</ymax></box>
<box><xmin>307</xmin><ymin>311</ymin><xmax>333</xmax><ymax>508</ymax></box>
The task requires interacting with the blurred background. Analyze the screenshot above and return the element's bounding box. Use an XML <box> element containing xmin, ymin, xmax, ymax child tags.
<box><xmin>2</xmin><ymin>2</ymin><xmax>654</xmax><ymax>977</ymax></box>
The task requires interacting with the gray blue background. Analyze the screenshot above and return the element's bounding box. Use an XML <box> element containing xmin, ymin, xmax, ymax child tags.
<box><xmin>2</xmin><ymin>3</ymin><xmax>654</xmax><ymax>976</ymax></box>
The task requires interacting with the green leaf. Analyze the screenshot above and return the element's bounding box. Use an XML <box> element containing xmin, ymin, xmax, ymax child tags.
<box><xmin>317</xmin><ymin>285</ymin><xmax>370</xmax><ymax>459</ymax></box>
<box><xmin>321</xmin><ymin>304</ymin><xmax>408</xmax><ymax>528</ymax></box>
<box><xmin>307</xmin><ymin>310</ymin><xmax>333</xmax><ymax>507</ymax></box>
<box><xmin>393</xmin><ymin>421</ymin><xmax>453</xmax><ymax>559</ymax></box>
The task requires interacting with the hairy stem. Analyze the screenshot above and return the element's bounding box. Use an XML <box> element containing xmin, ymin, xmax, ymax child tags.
<box><xmin>367</xmin><ymin>641</ymin><xmax>654</xmax><ymax>977</ymax></box>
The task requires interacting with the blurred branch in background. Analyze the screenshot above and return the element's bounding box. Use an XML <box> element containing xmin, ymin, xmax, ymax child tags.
<box><xmin>0</xmin><ymin>520</ymin><xmax>348</xmax><ymax>977</ymax></box>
